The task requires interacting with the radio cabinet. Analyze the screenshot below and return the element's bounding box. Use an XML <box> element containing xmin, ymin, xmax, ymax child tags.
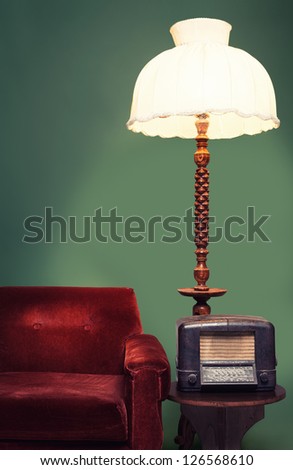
<box><xmin>176</xmin><ymin>315</ymin><xmax>276</xmax><ymax>392</ymax></box>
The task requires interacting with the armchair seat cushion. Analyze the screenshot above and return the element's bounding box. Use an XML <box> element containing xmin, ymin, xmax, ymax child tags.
<box><xmin>0</xmin><ymin>372</ymin><xmax>128</xmax><ymax>441</ymax></box>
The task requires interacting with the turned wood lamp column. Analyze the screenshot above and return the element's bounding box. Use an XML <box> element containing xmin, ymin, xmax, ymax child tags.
<box><xmin>178</xmin><ymin>114</ymin><xmax>227</xmax><ymax>315</ymax></box>
<box><xmin>193</xmin><ymin>114</ymin><xmax>210</xmax><ymax>291</ymax></box>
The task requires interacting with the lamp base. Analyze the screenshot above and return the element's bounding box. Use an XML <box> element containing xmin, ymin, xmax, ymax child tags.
<box><xmin>178</xmin><ymin>288</ymin><xmax>227</xmax><ymax>315</ymax></box>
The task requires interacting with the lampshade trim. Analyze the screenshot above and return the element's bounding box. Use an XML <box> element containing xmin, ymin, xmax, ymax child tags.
<box><xmin>127</xmin><ymin>109</ymin><xmax>280</xmax><ymax>130</ymax></box>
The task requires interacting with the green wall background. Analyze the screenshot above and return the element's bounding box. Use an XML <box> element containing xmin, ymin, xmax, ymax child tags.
<box><xmin>0</xmin><ymin>0</ymin><xmax>292</xmax><ymax>449</ymax></box>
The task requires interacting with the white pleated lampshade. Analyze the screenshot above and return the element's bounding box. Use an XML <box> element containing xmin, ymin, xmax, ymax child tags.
<box><xmin>127</xmin><ymin>18</ymin><xmax>280</xmax><ymax>139</ymax></box>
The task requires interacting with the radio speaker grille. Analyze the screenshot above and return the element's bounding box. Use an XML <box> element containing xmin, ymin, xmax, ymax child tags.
<box><xmin>200</xmin><ymin>333</ymin><xmax>255</xmax><ymax>361</ymax></box>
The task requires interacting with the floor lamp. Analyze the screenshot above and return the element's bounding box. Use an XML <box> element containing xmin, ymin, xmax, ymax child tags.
<box><xmin>127</xmin><ymin>17</ymin><xmax>279</xmax><ymax>316</ymax></box>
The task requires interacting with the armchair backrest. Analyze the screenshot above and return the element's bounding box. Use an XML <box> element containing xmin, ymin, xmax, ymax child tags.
<box><xmin>0</xmin><ymin>286</ymin><xmax>142</xmax><ymax>374</ymax></box>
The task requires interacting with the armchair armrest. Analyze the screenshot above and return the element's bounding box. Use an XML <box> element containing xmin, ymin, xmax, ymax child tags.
<box><xmin>124</xmin><ymin>334</ymin><xmax>171</xmax><ymax>449</ymax></box>
<box><xmin>124</xmin><ymin>334</ymin><xmax>170</xmax><ymax>400</ymax></box>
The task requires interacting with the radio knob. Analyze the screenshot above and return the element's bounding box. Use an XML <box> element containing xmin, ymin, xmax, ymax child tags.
<box><xmin>188</xmin><ymin>373</ymin><xmax>198</xmax><ymax>384</ymax></box>
<box><xmin>260</xmin><ymin>372</ymin><xmax>269</xmax><ymax>384</ymax></box>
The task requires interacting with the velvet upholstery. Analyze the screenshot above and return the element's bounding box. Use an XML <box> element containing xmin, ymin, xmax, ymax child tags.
<box><xmin>0</xmin><ymin>373</ymin><xmax>127</xmax><ymax>441</ymax></box>
<box><xmin>125</xmin><ymin>335</ymin><xmax>171</xmax><ymax>449</ymax></box>
<box><xmin>0</xmin><ymin>286</ymin><xmax>170</xmax><ymax>449</ymax></box>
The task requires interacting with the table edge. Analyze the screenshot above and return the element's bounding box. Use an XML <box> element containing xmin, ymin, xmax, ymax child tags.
<box><xmin>168</xmin><ymin>382</ymin><xmax>286</xmax><ymax>407</ymax></box>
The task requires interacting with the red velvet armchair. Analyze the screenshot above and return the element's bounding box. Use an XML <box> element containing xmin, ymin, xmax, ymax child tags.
<box><xmin>0</xmin><ymin>286</ymin><xmax>170</xmax><ymax>449</ymax></box>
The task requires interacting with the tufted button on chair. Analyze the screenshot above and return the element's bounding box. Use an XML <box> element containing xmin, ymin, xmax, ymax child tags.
<box><xmin>0</xmin><ymin>286</ymin><xmax>170</xmax><ymax>449</ymax></box>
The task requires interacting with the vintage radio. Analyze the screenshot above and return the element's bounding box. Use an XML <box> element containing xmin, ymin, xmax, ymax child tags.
<box><xmin>176</xmin><ymin>315</ymin><xmax>276</xmax><ymax>391</ymax></box>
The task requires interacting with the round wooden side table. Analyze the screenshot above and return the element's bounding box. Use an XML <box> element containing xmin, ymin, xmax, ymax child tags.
<box><xmin>168</xmin><ymin>382</ymin><xmax>286</xmax><ymax>450</ymax></box>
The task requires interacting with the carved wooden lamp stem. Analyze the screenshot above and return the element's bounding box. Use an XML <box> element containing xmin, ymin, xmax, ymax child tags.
<box><xmin>194</xmin><ymin>114</ymin><xmax>210</xmax><ymax>291</ymax></box>
<box><xmin>178</xmin><ymin>114</ymin><xmax>227</xmax><ymax>315</ymax></box>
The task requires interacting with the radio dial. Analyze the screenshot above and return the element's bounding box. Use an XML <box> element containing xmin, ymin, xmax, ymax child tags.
<box><xmin>260</xmin><ymin>372</ymin><xmax>269</xmax><ymax>384</ymax></box>
<box><xmin>188</xmin><ymin>373</ymin><xmax>198</xmax><ymax>384</ymax></box>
